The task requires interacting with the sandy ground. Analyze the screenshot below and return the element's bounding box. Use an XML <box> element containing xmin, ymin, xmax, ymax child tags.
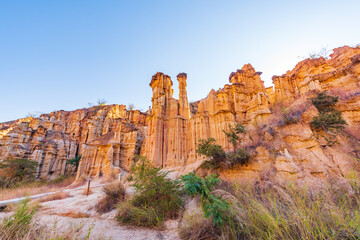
<box><xmin>0</xmin><ymin>182</ymin><xmax>180</xmax><ymax>240</ymax></box>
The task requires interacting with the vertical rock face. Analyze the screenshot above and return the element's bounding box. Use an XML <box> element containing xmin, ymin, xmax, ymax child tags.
<box><xmin>0</xmin><ymin>45</ymin><xmax>360</xmax><ymax>184</ymax></box>
<box><xmin>144</xmin><ymin>72</ymin><xmax>191</xmax><ymax>167</ymax></box>
<box><xmin>144</xmin><ymin>64</ymin><xmax>272</xmax><ymax>167</ymax></box>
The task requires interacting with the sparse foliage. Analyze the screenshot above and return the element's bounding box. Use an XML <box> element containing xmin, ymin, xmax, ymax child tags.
<box><xmin>96</xmin><ymin>98</ymin><xmax>107</xmax><ymax>106</ymax></box>
<box><xmin>66</xmin><ymin>155</ymin><xmax>81</xmax><ymax>173</ymax></box>
<box><xmin>117</xmin><ymin>156</ymin><xmax>183</xmax><ymax>227</ymax></box>
<box><xmin>128</xmin><ymin>103</ymin><xmax>135</xmax><ymax>110</ymax></box>
<box><xmin>181</xmin><ymin>173</ymin><xmax>229</xmax><ymax>227</ymax></box>
<box><xmin>282</xmin><ymin>107</ymin><xmax>299</xmax><ymax>125</ymax></box>
<box><xmin>0</xmin><ymin>198</ymin><xmax>37</xmax><ymax>239</ymax></box>
<box><xmin>197</xmin><ymin>138</ymin><xmax>226</xmax><ymax>168</ymax></box>
<box><xmin>310</xmin><ymin>91</ymin><xmax>347</xmax><ymax>144</ymax></box>
<box><xmin>309</xmin><ymin>47</ymin><xmax>331</xmax><ymax>59</ymax></box>
<box><xmin>222</xmin><ymin>123</ymin><xmax>246</xmax><ymax>150</ymax></box>
<box><xmin>311</xmin><ymin>91</ymin><xmax>339</xmax><ymax>113</ymax></box>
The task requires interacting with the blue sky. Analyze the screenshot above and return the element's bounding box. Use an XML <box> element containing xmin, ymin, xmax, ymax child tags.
<box><xmin>1</xmin><ymin>0</ymin><xmax>359</xmax><ymax>122</ymax></box>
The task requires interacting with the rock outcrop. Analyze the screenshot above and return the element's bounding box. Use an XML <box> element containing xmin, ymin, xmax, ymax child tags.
<box><xmin>0</xmin><ymin>45</ymin><xmax>360</xmax><ymax>184</ymax></box>
<box><xmin>0</xmin><ymin>105</ymin><xmax>146</xmax><ymax>178</ymax></box>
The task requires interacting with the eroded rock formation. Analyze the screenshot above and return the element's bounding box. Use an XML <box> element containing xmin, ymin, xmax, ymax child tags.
<box><xmin>1</xmin><ymin>45</ymin><xmax>360</xmax><ymax>184</ymax></box>
<box><xmin>0</xmin><ymin>105</ymin><xmax>146</xmax><ymax>178</ymax></box>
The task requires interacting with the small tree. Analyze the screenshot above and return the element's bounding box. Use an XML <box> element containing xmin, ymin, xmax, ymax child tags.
<box><xmin>97</xmin><ymin>98</ymin><xmax>107</xmax><ymax>106</ymax></box>
<box><xmin>310</xmin><ymin>91</ymin><xmax>339</xmax><ymax>113</ymax></box>
<box><xmin>310</xmin><ymin>91</ymin><xmax>347</xmax><ymax>144</ymax></box>
<box><xmin>222</xmin><ymin>123</ymin><xmax>246</xmax><ymax>150</ymax></box>
<box><xmin>128</xmin><ymin>103</ymin><xmax>135</xmax><ymax>111</ymax></box>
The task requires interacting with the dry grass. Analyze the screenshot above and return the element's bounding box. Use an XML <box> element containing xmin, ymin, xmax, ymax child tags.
<box><xmin>57</xmin><ymin>211</ymin><xmax>90</xmax><ymax>218</ymax></box>
<box><xmin>96</xmin><ymin>181</ymin><xmax>125</xmax><ymax>213</ymax></box>
<box><xmin>0</xmin><ymin>200</ymin><xmax>93</xmax><ymax>239</ymax></box>
<box><xmin>0</xmin><ymin>175</ymin><xmax>77</xmax><ymax>201</ymax></box>
<box><xmin>179</xmin><ymin>211</ymin><xmax>220</xmax><ymax>240</ymax></box>
<box><xmin>39</xmin><ymin>191</ymin><xmax>70</xmax><ymax>203</ymax></box>
<box><xmin>178</xmin><ymin>172</ymin><xmax>360</xmax><ymax>240</ymax></box>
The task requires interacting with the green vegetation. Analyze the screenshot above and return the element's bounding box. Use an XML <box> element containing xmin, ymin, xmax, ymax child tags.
<box><xmin>179</xmin><ymin>174</ymin><xmax>360</xmax><ymax>240</ymax></box>
<box><xmin>197</xmin><ymin>123</ymin><xmax>250</xmax><ymax>169</ymax></box>
<box><xmin>0</xmin><ymin>198</ymin><xmax>93</xmax><ymax>239</ymax></box>
<box><xmin>197</xmin><ymin>138</ymin><xmax>226</xmax><ymax>169</ymax></box>
<box><xmin>223</xmin><ymin>123</ymin><xmax>246</xmax><ymax>150</ymax></box>
<box><xmin>0</xmin><ymin>198</ymin><xmax>37</xmax><ymax>239</ymax></box>
<box><xmin>0</xmin><ymin>159</ymin><xmax>38</xmax><ymax>188</ymax></box>
<box><xmin>310</xmin><ymin>91</ymin><xmax>347</xmax><ymax>144</ymax></box>
<box><xmin>66</xmin><ymin>155</ymin><xmax>81</xmax><ymax>173</ymax></box>
<box><xmin>181</xmin><ymin>173</ymin><xmax>228</xmax><ymax>226</ymax></box>
<box><xmin>117</xmin><ymin>156</ymin><xmax>183</xmax><ymax>227</ymax></box>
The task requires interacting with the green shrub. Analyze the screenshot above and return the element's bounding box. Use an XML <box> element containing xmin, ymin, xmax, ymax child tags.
<box><xmin>117</xmin><ymin>156</ymin><xmax>183</xmax><ymax>227</ymax></box>
<box><xmin>197</xmin><ymin>135</ymin><xmax>250</xmax><ymax>169</ymax></box>
<box><xmin>181</xmin><ymin>173</ymin><xmax>229</xmax><ymax>227</ymax></box>
<box><xmin>311</xmin><ymin>90</ymin><xmax>339</xmax><ymax>113</ymax></box>
<box><xmin>310</xmin><ymin>111</ymin><xmax>347</xmax><ymax>133</ymax></box>
<box><xmin>310</xmin><ymin>91</ymin><xmax>347</xmax><ymax>144</ymax></box>
<box><xmin>0</xmin><ymin>159</ymin><xmax>38</xmax><ymax>188</ymax></box>
<box><xmin>196</xmin><ymin>138</ymin><xmax>226</xmax><ymax>168</ymax></box>
<box><xmin>226</xmin><ymin>147</ymin><xmax>250</xmax><ymax>166</ymax></box>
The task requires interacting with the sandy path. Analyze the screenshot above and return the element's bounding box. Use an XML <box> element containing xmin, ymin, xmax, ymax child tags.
<box><xmin>1</xmin><ymin>183</ymin><xmax>180</xmax><ymax>240</ymax></box>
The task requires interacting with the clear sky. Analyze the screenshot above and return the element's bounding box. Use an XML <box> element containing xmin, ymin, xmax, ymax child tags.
<box><xmin>1</xmin><ymin>0</ymin><xmax>359</xmax><ymax>122</ymax></box>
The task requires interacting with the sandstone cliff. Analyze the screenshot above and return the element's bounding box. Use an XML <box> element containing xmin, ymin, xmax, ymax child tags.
<box><xmin>1</xmin><ymin>45</ymin><xmax>359</xmax><ymax>184</ymax></box>
<box><xmin>0</xmin><ymin>105</ymin><xmax>146</xmax><ymax>178</ymax></box>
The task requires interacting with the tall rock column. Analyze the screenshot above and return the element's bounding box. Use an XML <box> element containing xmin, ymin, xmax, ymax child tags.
<box><xmin>145</xmin><ymin>72</ymin><xmax>176</xmax><ymax>167</ymax></box>
<box><xmin>177</xmin><ymin>73</ymin><xmax>191</xmax><ymax>119</ymax></box>
<box><xmin>145</xmin><ymin>72</ymin><xmax>191</xmax><ymax>168</ymax></box>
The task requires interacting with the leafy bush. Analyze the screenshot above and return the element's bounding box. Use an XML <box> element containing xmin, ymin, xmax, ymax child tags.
<box><xmin>311</xmin><ymin>90</ymin><xmax>339</xmax><ymax>113</ymax></box>
<box><xmin>226</xmin><ymin>148</ymin><xmax>250</xmax><ymax>166</ymax></box>
<box><xmin>117</xmin><ymin>156</ymin><xmax>183</xmax><ymax>227</ymax></box>
<box><xmin>310</xmin><ymin>91</ymin><xmax>347</xmax><ymax>144</ymax></box>
<box><xmin>197</xmin><ymin>124</ymin><xmax>250</xmax><ymax>169</ymax></box>
<box><xmin>181</xmin><ymin>173</ymin><xmax>229</xmax><ymax>227</ymax></box>
<box><xmin>310</xmin><ymin>111</ymin><xmax>347</xmax><ymax>133</ymax></box>
<box><xmin>0</xmin><ymin>159</ymin><xmax>38</xmax><ymax>188</ymax></box>
<box><xmin>196</xmin><ymin>138</ymin><xmax>226</xmax><ymax>168</ymax></box>
<box><xmin>96</xmin><ymin>181</ymin><xmax>125</xmax><ymax>213</ymax></box>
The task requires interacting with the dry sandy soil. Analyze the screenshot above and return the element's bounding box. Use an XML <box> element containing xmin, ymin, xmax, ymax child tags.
<box><xmin>0</xmin><ymin>181</ymin><xmax>180</xmax><ymax>240</ymax></box>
